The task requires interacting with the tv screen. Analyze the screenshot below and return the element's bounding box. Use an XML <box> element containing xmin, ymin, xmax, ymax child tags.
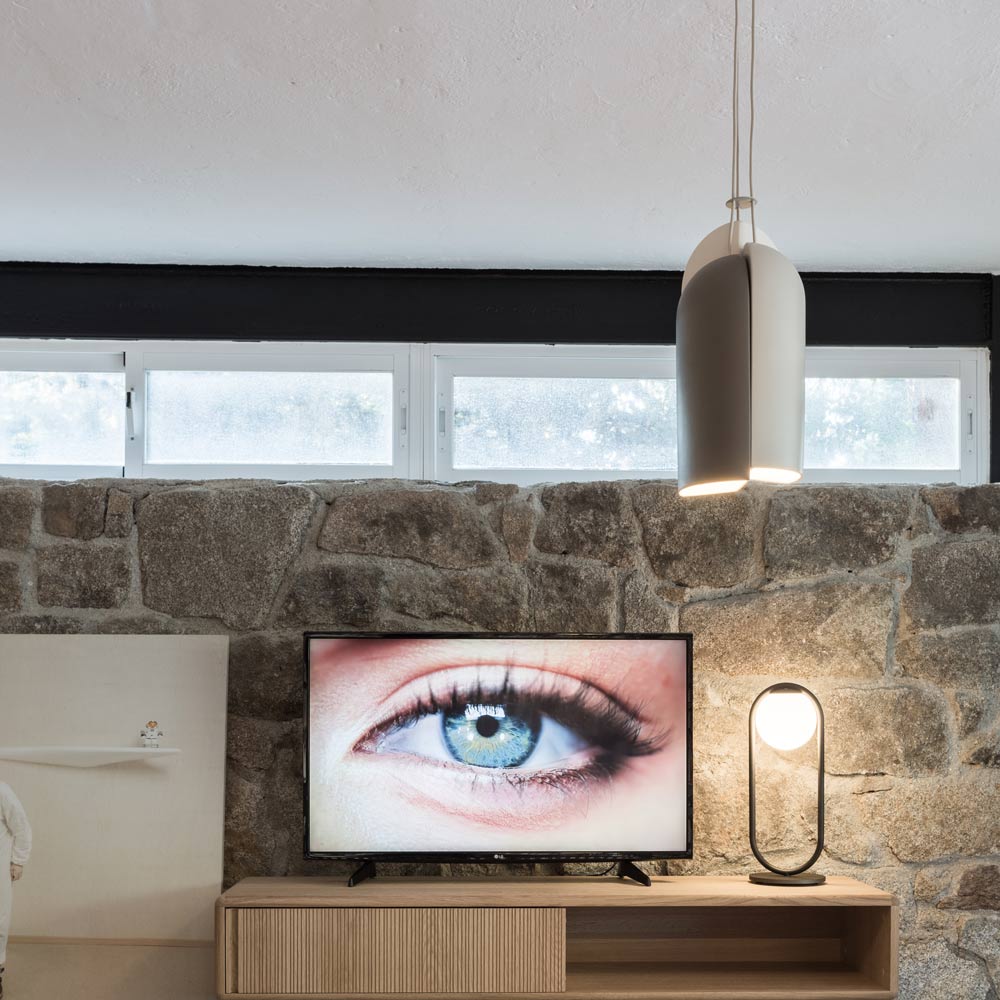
<box><xmin>305</xmin><ymin>632</ymin><xmax>692</xmax><ymax>861</ymax></box>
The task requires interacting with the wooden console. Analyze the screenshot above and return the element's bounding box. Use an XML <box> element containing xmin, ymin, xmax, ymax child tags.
<box><xmin>216</xmin><ymin>875</ymin><xmax>898</xmax><ymax>999</ymax></box>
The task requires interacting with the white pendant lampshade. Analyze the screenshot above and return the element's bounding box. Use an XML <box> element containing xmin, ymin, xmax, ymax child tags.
<box><xmin>746</xmin><ymin>241</ymin><xmax>806</xmax><ymax>484</ymax></box>
<box><xmin>677</xmin><ymin>223</ymin><xmax>805</xmax><ymax>497</ymax></box>
<box><xmin>675</xmin><ymin>0</ymin><xmax>806</xmax><ymax>498</ymax></box>
<box><xmin>676</xmin><ymin>248</ymin><xmax>751</xmax><ymax>497</ymax></box>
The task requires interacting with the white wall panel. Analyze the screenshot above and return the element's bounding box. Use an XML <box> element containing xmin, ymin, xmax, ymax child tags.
<box><xmin>0</xmin><ymin>635</ymin><xmax>228</xmax><ymax>943</ymax></box>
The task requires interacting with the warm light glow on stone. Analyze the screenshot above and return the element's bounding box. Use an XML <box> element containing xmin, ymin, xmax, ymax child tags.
<box><xmin>677</xmin><ymin>479</ymin><xmax>748</xmax><ymax>498</ymax></box>
<box><xmin>749</xmin><ymin>467</ymin><xmax>802</xmax><ymax>484</ymax></box>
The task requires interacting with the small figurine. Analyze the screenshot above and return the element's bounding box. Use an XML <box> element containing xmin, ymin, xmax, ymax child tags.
<box><xmin>139</xmin><ymin>721</ymin><xmax>164</xmax><ymax>748</ymax></box>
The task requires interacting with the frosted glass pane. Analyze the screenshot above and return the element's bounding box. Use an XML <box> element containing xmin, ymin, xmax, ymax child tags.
<box><xmin>453</xmin><ymin>376</ymin><xmax>677</xmax><ymax>470</ymax></box>
<box><xmin>0</xmin><ymin>371</ymin><xmax>124</xmax><ymax>465</ymax></box>
<box><xmin>805</xmin><ymin>377</ymin><xmax>960</xmax><ymax>469</ymax></box>
<box><xmin>145</xmin><ymin>370</ymin><xmax>393</xmax><ymax>465</ymax></box>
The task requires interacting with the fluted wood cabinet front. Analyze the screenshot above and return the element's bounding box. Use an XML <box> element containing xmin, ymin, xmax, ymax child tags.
<box><xmin>222</xmin><ymin>906</ymin><xmax>566</xmax><ymax>996</ymax></box>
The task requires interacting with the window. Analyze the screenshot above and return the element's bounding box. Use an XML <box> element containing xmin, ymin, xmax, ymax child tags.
<box><xmin>129</xmin><ymin>345</ymin><xmax>410</xmax><ymax>479</ymax></box>
<box><xmin>0</xmin><ymin>341</ymin><xmax>989</xmax><ymax>485</ymax></box>
<box><xmin>144</xmin><ymin>370</ymin><xmax>394</xmax><ymax>467</ymax></box>
<box><xmin>433</xmin><ymin>346</ymin><xmax>676</xmax><ymax>483</ymax></box>
<box><xmin>0</xmin><ymin>341</ymin><xmax>412</xmax><ymax>480</ymax></box>
<box><xmin>802</xmin><ymin>348</ymin><xmax>985</xmax><ymax>485</ymax></box>
<box><xmin>0</xmin><ymin>349</ymin><xmax>126</xmax><ymax>479</ymax></box>
<box><xmin>430</xmin><ymin>345</ymin><xmax>988</xmax><ymax>486</ymax></box>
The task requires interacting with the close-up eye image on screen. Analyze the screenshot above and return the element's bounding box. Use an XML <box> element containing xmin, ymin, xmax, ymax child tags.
<box><xmin>305</xmin><ymin>633</ymin><xmax>691</xmax><ymax>860</ymax></box>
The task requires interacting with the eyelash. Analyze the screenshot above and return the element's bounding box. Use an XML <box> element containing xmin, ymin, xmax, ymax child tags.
<box><xmin>354</xmin><ymin>669</ymin><xmax>668</xmax><ymax>786</ymax></box>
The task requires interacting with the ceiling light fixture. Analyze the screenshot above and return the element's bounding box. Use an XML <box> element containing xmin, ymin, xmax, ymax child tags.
<box><xmin>676</xmin><ymin>0</ymin><xmax>805</xmax><ymax>498</ymax></box>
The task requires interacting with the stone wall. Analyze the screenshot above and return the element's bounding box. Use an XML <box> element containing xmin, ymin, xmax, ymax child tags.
<box><xmin>1</xmin><ymin>478</ymin><xmax>998</xmax><ymax>997</ymax></box>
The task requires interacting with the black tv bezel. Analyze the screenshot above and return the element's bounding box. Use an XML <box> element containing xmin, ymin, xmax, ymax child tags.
<box><xmin>302</xmin><ymin>630</ymin><xmax>694</xmax><ymax>864</ymax></box>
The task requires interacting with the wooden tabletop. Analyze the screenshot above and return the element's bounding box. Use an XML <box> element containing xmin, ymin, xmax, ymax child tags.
<box><xmin>220</xmin><ymin>875</ymin><xmax>896</xmax><ymax>909</ymax></box>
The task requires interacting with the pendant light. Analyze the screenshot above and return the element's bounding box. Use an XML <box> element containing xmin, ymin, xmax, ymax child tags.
<box><xmin>676</xmin><ymin>0</ymin><xmax>805</xmax><ymax>498</ymax></box>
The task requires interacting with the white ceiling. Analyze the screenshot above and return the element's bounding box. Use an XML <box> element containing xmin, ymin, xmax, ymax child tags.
<box><xmin>2</xmin><ymin>0</ymin><xmax>998</xmax><ymax>271</ymax></box>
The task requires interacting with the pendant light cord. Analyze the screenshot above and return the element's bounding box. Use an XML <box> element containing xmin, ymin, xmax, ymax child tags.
<box><xmin>728</xmin><ymin>0</ymin><xmax>758</xmax><ymax>250</ymax></box>
<box><xmin>728</xmin><ymin>0</ymin><xmax>740</xmax><ymax>253</ymax></box>
<box><xmin>748</xmin><ymin>0</ymin><xmax>757</xmax><ymax>243</ymax></box>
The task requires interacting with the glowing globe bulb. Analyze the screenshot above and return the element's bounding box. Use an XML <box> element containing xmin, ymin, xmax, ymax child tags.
<box><xmin>755</xmin><ymin>690</ymin><xmax>817</xmax><ymax>751</ymax></box>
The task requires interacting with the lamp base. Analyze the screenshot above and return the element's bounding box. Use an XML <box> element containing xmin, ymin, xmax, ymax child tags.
<box><xmin>748</xmin><ymin>871</ymin><xmax>826</xmax><ymax>887</ymax></box>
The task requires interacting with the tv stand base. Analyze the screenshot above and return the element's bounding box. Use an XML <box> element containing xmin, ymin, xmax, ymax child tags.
<box><xmin>616</xmin><ymin>859</ymin><xmax>653</xmax><ymax>886</ymax></box>
<box><xmin>347</xmin><ymin>859</ymin><xmax>376</xmax><ymax>887</ymax></box>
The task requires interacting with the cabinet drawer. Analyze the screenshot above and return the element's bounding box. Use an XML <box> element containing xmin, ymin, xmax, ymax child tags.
<box><xmin>222</xmin><ymin>906</ymin><xmax>566</xmax><ymax>995</ymax></box>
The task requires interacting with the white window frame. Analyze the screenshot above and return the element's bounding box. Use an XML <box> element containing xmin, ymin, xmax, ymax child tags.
<box><xmin>429</xmin><ymin>343</ymin><xmax>990</xmax><ymax>487</ymax></box>
<box><xmin>128</xmin><ymin>341</ymin><xmax>412</xmax><ymax>480</ymax></box>
<box><xmin>803</xmin><ymin>347</ymin><xmax>989</xmax><ymax>486</ymax></box>
<box><xmin>0</xmin><ymin>344</ymin><xmax>127</xmax><ymax>480</ymax></box>
<box><xmin>0</xmin><ymin>338</ymin><xmax>414</xmax><ymax>481</ymax></box>
<box><xmin>427</xmin><ymin>343</ymin><xmax>676</xmax><ymax>486</ymax></box>
<box><xmin>0</xmin><ymin>339</ymin><xmax>990</xmax><ymax>486</ymax></box>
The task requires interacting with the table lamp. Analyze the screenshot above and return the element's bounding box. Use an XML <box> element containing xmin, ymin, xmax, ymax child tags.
<box><xmin>748</xmin><ymin>682</ymin><xmax>825</xmax><ymax>886</ymax></box>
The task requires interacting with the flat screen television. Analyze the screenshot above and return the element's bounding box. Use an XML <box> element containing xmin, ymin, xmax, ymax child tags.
<box><xmin>304</xmin><ymin>632</ymin><xmax>692</xmax><ymax>864</ymax></box>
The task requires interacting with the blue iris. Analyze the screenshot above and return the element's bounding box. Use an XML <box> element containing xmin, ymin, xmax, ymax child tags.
<box><xmin>441</xmin><ymin>705</ymin><xmax>540</xmax><ymax>768</ymax></box>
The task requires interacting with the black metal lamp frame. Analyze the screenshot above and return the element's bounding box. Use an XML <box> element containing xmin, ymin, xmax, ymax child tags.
<box><xmin>748</xmin><ymin>682</ymin><xmax>826</xmax><ymax>887</ymax></box>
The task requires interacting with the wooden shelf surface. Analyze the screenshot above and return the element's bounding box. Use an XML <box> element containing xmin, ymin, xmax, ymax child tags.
<box><xmin>216</xmin><ymin>962</ymin><xmax>892</xmax><ymax>1000</ymax></box>
<box><xmin>564</xmin><ymin>962</ymin><xmax>894</xmax><ymax>999</ymax></box>
<box><xmin>220</xmin><ymin>875</ymin><xmax>895</xmax><ymax>910</ymax></box>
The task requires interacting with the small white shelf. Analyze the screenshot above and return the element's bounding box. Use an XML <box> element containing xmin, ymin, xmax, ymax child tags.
<box><xmin>0</xmin><ymin>746</ymin><xmax>182</xmax><ymax>768</ymax></box>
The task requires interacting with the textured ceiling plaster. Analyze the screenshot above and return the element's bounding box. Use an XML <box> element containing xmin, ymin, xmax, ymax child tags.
<box><xmin>1</xmin><ymin>0</ymin><xmax>998</xmax><ymax>270</ymax></box>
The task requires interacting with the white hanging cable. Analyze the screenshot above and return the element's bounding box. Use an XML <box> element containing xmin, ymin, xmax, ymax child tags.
<box><xmin>734</xmin><ymin>0</ymin><xmax>741</xmax><ymax>224</ymax></box>
<box><xmin>727</xmin><ymin>0</ymin><xmax>759</xmax><ymax>250</ymax></box>
<box><xmin>748</xmin><ymin>0</ymin><xmax>757</xmax><ymax>243</ymax></box>
<box><xmin>728</xmin><ymin>0</ymin><xmax>740</xmax><ymax>253</ymax></box>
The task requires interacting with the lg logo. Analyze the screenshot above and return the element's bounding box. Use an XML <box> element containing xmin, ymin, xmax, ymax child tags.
<box><xmin>493</xmin><ymin>853</ymin><xmax>505</xmax><ymax>860</ymax></box>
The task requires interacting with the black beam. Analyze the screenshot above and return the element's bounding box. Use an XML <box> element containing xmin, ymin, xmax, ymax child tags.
<box><xmin>802</xmin><ymin>273</ymin><xmax>992</xmax><ymax>347</ymax></box>
<box><xmin>0</xmin><ymin>263</ymin><xmax>677</xmax><ymax>345</ymax></box>
<box><xmin>0</xmin><ymin>262</ymin><xmax>991</xmax><ymax>348</ymax></box>
<box><xmin>992</xmin><ymin>276</ymin><xmax>1000</xmax><ymax>483</ymax></box>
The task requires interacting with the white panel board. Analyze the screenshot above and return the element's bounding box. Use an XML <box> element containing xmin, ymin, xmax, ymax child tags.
<box><xmin>0</xmin><ymin>635</ymin><xmax>228</xmax><ymax>943</ymax></box>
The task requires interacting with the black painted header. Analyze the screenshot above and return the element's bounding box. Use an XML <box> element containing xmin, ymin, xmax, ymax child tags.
<box><xmin>0</xmin><ymin>262</ymin><xmax>991</xmax><ymax>348</ymax></box>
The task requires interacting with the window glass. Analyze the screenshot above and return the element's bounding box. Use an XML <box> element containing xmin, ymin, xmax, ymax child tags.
<box><xmin>145</xmin><ymin>370</ymin><xmax>394</xmax><ymax>465</ymax></box>
<box><xmin>452</xmin><ymin>376</ymin><xmax>677</xmax><ymax>471</ymax></box>
<box><xmin>0</xmin><ymin>371</ymin><xmax>125</xmax><ymax>466</ymax></box>
<box><xmin>804</xmin><ymin>377</ymin><xmax>961</xmax><ymax>470</ymax></box>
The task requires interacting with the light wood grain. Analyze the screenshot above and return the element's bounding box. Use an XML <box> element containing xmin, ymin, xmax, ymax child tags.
<box><xmin>564</xmin><ymin>903</ymin><xmax>891</xmax><ymax>986</ymax></box>
<box><xmin>219</xmin><ymin>876</ymin><xmax>895</xmax><ymax>909</ymax></box>
<box><xmin>842</xmin><ymin>905</ymin><xmax>898</xmax><ymax>993</ymax></box>
<box><xmin>567</xmin><ymin>937</ymin><xmax>844</xmax><ymax>964</ymax></box>
<box><xmin>563</xmin><ymin>961</ymin><xmax>896</xmax><ymax>998</ymax></box>
<box><xmin>225</xmin><ymin>907</ymin><xmax>565</xmax><ymax>995</ymax></box>
<box><xmin>215</xmin><ymin>878</ymin><xmax>898</xmax><ymax>999</ymax></box>
<box><xmin>887</xmin><ymin>906</ymin><xmax>899</xmax><ymax>995</ymax></box>
<box><xmin>220</xmin><ymin>899</ymin><xmax>236</xmax><ymax>996</ymax></box>
<box><xmin>566</xmin><ymin>905</ymin><xmax>848</xmax><ymax>939</ymax></box>
<box><xmin>212</xmin><ymin>961</ymin><xmax>895</xmax><ymax>1000</ymax></box>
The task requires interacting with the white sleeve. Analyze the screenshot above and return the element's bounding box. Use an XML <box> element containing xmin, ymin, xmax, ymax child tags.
<box><xmin>1</xmin><ymin>784</ymin><xmax>32</xmax><ymax>866</ymax></box>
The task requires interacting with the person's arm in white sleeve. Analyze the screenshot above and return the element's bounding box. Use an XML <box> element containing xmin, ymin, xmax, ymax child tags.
<box><xmin>1</xmin><ymin>783</ymin><xmax>32</xmax><ymax>867</ymax></box>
